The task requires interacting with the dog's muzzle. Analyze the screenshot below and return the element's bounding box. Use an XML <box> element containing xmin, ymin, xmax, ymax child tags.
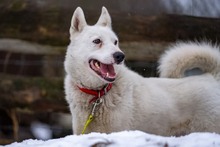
<box><xmin>113</xmin><ymin>52</ymin><xmax>125</xmax><ymax>64</ymax></box>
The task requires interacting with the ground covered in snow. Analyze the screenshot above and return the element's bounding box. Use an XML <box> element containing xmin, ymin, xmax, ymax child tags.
<box><xmin>5</xmin><ymin>131</ymin><xmax>220</xmax><ymax>147</ymax></box>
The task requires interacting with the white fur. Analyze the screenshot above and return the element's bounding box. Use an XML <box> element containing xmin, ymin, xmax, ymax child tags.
<box><xmin>158</xmin><ymin>42</ymin><xmax>220</xmax><ymax>79</ymax></box>
<box><xmin>64</xmin><ymin>7</ymin><xmax>220</xmax><ymax>136</ymax></box>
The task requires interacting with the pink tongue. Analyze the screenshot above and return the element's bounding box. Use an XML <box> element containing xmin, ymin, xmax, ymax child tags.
<box><xmin>100</xmin><ymin>63</ymin><xmax>116</xmax><ymax>77</ymax></box>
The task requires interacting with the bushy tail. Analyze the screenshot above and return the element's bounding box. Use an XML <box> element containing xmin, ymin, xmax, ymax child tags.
<box><xmin>158</xmin><ymin>42</ymin><xmax>220</xmax><ymax>80</ymax></box>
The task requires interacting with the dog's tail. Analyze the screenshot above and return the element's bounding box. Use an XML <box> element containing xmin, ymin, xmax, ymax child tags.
<box><xmin>158</xmin><ymin>42</ymin><xmax>220</xmax><ymax>80</ymax></box>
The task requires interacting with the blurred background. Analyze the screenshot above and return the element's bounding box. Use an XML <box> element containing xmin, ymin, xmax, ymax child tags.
<box><xmin>0</xmin><ymin>0</ymin><xmax>220</xmax><ymax>145</ymax></box>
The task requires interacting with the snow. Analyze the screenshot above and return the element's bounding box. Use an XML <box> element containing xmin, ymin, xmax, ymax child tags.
<box><xmin>4</xmin><ymin>131</ymin><xmax>220</xmax><ymax>147</ymax></box>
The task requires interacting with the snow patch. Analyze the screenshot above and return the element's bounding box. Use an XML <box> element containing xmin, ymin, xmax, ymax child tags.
<box><xmin>5</xmin><ymin>131</ymin><xmax>220</xmax><ymax>147</ymax></box>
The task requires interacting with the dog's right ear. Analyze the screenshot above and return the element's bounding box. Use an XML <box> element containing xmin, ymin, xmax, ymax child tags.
<box><xmin>70</xmin><ymin>7</ymin><xmax>87</xmax><ymax>35</ymax></box>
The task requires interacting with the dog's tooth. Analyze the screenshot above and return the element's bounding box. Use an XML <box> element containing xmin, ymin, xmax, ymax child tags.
<box><xmin>95</xmin><ymin>62</ymin><xmax>100</xmax><ymax>69</ymax></box>
<box><xmin>106</xmin><ymin>72</ymin><xmax>109</xmax><ymax>77</ymax></box>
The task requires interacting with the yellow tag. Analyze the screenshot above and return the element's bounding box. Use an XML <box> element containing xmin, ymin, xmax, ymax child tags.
<box><xmin>81</xmin><ymin>114</ymin><xmax>94</xmax><ymax>134</ymax></box>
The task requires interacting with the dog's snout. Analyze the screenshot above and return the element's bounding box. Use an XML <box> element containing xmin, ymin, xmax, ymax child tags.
<box><xmin>113</xmin><ymin>52</ymin><xmax>125</xmax><ymax>64</ymax></box>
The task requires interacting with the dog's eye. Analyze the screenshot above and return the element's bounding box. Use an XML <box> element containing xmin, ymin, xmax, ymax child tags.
<box><xmin>114</xmin><ymin>40</ymin><xmax>118</xmax><ymax>45</ymax></box>
<box><xmin>93</xmin><ymin>39</ymin><xmax>101</xmax><ymax>44</ymax></box>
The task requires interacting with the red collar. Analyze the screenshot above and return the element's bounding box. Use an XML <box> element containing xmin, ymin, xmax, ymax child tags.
<box><xmin>77</xmin><ymin>83</ymin><xmax>113</xmax><ymax>104</ymax></box>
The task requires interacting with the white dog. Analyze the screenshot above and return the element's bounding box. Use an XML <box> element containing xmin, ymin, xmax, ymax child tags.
<box><xmin>64</xmin><ymin>7</ymin><xmax>220</xmax><ymax>136</ymax></box>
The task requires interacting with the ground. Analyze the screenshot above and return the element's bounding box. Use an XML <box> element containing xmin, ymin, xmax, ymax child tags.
<box><xmin>5</xmin><ymin>131</ymin><xmax>220</xmax><ymax>147</ymax></box>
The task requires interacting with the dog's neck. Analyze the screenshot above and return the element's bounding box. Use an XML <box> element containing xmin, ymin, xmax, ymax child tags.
<box><xmin>77</xmin><ymin>83</ymin><xmax>113</xmax><ymax>104</ymax></box>
<box><xmin>79</xmin><ymin>82</ymin><xmax>108</xmax><ymax>91</ymax></box>
<box><xmin>74</xmin><ymin>78</ymin><xmax>110</xmax><ymax>90</ymax></box>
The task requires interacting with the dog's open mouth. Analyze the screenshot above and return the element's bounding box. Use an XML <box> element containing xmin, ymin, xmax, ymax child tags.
<box><xmin>89</xmin><ymin>59</ymin><xmax>116</xmax><ymax>82</ymax></box>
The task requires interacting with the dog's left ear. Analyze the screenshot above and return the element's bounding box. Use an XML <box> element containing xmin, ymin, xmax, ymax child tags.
<box><xmin>96</xmin><ymin>7</ymin><xmax>112</xmax><ymax>28</ymax></box>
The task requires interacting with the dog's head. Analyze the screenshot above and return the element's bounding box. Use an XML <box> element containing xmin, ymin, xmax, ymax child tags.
<box><xmin>65</xmin><ymin>7</ymin><xmax>125</xmax><ymax>86</ymax></box>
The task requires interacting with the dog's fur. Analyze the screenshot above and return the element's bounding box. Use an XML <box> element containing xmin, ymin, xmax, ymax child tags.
<box><xmin>64</xmin><ymin>7</ymin><xmax>220</xmax><ymax>136</ymax></box>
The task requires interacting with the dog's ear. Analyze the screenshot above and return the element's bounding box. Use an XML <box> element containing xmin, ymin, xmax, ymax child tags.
<box><xmin>96</xmin><ymin>7</ymin><xmax>111</xmax><ymax>28</ymax></box>
<box><xmin>70</xmin><ymin>7</ymin><xmax>87</xmax><ymax>34</ymax></box>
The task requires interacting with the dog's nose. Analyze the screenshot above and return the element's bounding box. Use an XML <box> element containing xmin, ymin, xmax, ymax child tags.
<box><xmin>113</xmin><ymin>52</ymin><xmax>125</xmax><ymax>64</ymax></box>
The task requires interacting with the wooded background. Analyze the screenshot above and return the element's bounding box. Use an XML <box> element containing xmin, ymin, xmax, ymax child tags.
<box><xmin>1</xmin><ymin>0</ymin><xmax>220</xmax><ymax>144</ymax></box>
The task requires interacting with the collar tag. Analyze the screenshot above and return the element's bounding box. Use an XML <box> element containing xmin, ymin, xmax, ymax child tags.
<box><xmin>81</xmin><ymin>98</ymin><xmax>103</xmax><ymax>134</ymax></box>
